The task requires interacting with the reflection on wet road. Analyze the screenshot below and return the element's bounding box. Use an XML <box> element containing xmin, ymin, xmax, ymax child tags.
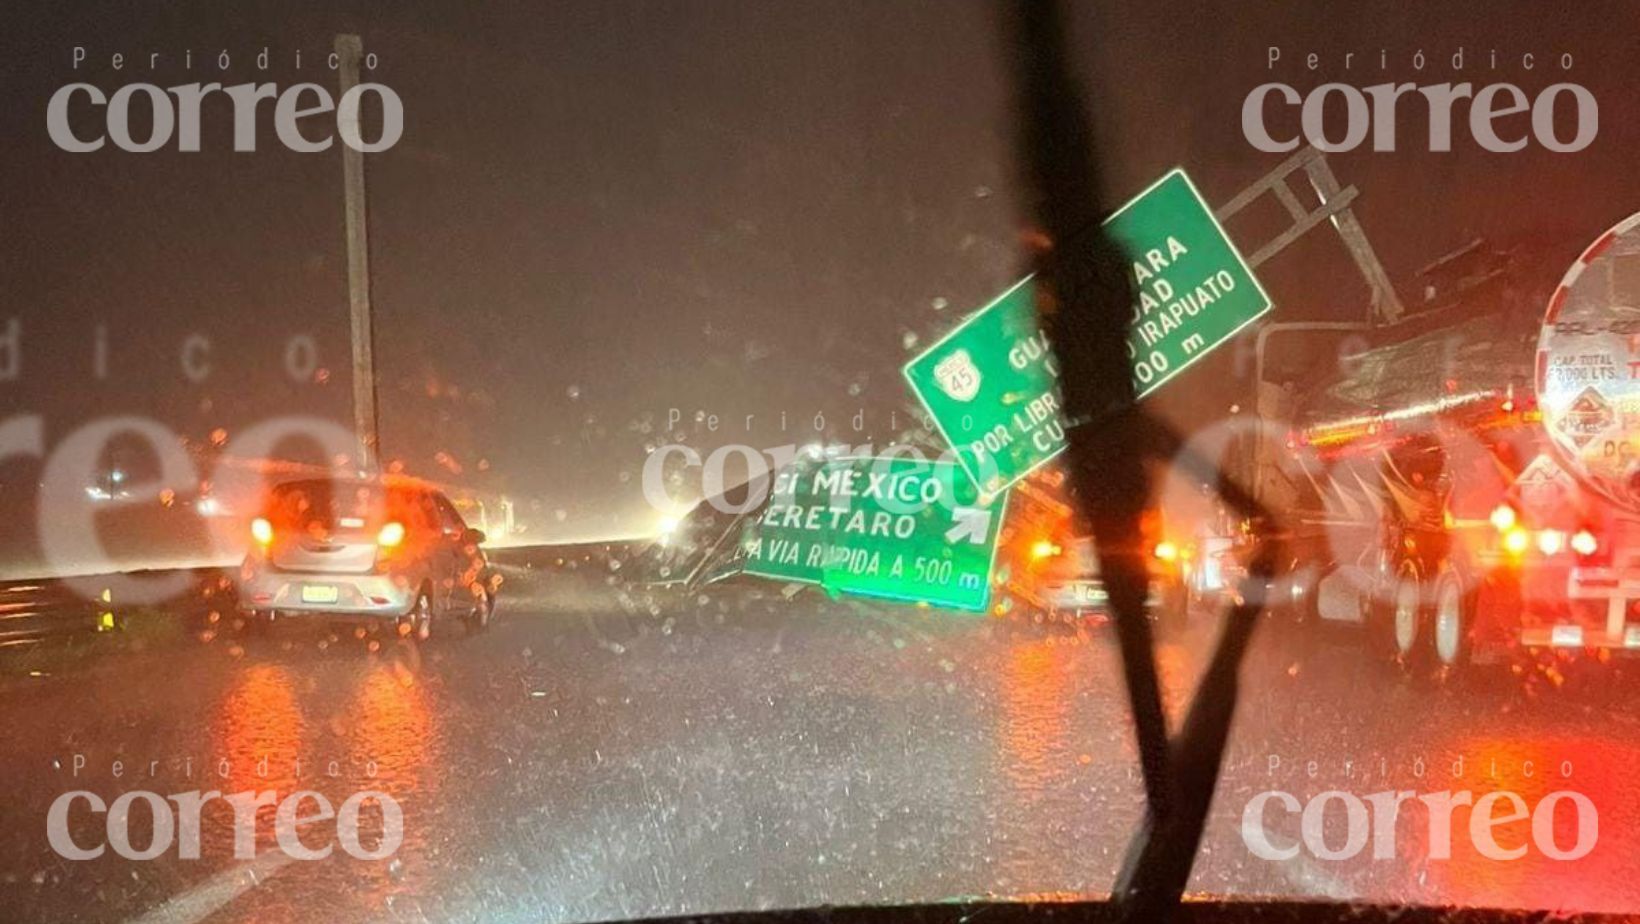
<box><xmin>1</xmin><ymin>573</ymin><xmax>1637</xmax><ymax>922</ymax></box>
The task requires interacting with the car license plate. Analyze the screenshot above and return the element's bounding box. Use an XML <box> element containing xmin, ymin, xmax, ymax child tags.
<box><xmin>1549</xmin><ymin>624</ymin><xmax>1584</xmax><ymax>648</ymax></box>
<box><xmin>301</xmin><ymin>585</ymin><xmax>339</xmax><ymax>604</ymax></box>
<box><xmin>1073</xmin><ymin>582</ymin><xmax>1105</xmax><ymax>603</ymax></box>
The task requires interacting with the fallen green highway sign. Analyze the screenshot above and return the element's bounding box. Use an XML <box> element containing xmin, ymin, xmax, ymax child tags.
<box><xmin>902</xmin><ymin>277</ymin><xmax>1061</xmax><ymax>496</ymax></box>
<box><xmin>1112</xmin><ymin>168</ymin><xmax>1272</xmax><ymax>397</ymax></box>
<box><xmin>903</xmin><ymin>167</ymin><xmax>1271</xmax><ymax>494</ymax></box>
<box><xmin>739</xmin><ymin>454</ymin><xmax>1007</xmax><ymax>612</ymax></box>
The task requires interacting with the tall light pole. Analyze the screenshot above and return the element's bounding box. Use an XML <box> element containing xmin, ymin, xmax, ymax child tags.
<box><xmin>336</xmin><ymin>33</ymin><xmax>380</xmax><ymax>473</ymax></box>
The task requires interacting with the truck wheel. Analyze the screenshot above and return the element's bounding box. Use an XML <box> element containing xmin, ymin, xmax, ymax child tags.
<box><xmin>1371</xmin><ymin>561</ymin><xmax>1425</xmax><ymax>673</ymax></box>
<box><xmin>1392</xmin><ymin>576</ymin><xmax>1421</xmax><ymax>659</ymax></box>
<box><xmin>1431</xmin><ymin>567</ymin><xmax>1472</xmax><ymax>675</ymax></box>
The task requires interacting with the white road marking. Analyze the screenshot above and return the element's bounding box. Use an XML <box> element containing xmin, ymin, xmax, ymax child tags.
<box><xmin>122</xmin><ymin>851</ymin><xmax>294</xmax><ymax>924</ymax></box>
<box><xmin>120</xmin><ymin>812</ymin><xmax>328</xmax><ymax>924</ymax></box>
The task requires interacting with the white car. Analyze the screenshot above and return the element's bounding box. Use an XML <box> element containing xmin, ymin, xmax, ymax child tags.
<box><xmin>236</xmin><ymin>477</ymin><xmax>498</xmax><ymax>639</ymax></box>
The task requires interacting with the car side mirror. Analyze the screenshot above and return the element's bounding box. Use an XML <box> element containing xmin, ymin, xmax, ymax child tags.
<box><xmin>462</xmin><ymin>527</ymin><xmax>486</xmax><ymax>545</ymax></box>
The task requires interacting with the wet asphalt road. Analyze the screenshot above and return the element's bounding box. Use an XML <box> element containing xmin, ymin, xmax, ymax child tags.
<box><xmin>1</xmin><ymin>567</ymin><xmax>1637</xmax><ymax>923</ymax></box>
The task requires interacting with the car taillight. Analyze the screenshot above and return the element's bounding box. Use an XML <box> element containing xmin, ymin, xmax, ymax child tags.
<box><xmin>1029</xmin><ymin>539</ymin><xmax>1060</xmax><ymax>561</ymax></box>
<box><xmin>1153</xmin><ymin>540</ymin><xmax>1179</xmax><ymax>563</ymax></box>
<box><xmin>377</xmin><ymin>521</ymin><xmax>406</xmax><ymax>548</ymax></box>
<box><xmin>1489</xmin><ymin>503</ymin><xmax>1517</xmax><ymax>532</ymax></box>
<box><xmin>250</xmin><ymin>517</ymin><xmax>274</xmax><ymax>546</ymax></box>
<box><xmin>1536</xmin><ymin>529</ymin><xmax>1565</xmax><ymax>555</ymax></box>
<box><xmin>1502</xmin><ymin>526</ymin><xmax>1530</xmax><ymax>555</ymax></box>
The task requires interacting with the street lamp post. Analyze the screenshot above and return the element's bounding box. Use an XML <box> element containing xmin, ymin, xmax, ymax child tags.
<box><xmin>336</xmin><ymin>33</ymin><xmax>380</xmax><ymax>473</ymax></box>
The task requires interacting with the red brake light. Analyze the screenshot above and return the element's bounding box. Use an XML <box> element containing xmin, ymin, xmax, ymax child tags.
<box><xmin>250</xmin><ymin>517</ymin><xmax>274</xmax><ymax>546</ymax></box>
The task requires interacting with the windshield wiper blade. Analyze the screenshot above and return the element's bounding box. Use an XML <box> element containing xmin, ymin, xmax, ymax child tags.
<box><xmin>998</xmin><ymin>2</ymin><xmax>1282</xmax><ymax>919</ymax></box>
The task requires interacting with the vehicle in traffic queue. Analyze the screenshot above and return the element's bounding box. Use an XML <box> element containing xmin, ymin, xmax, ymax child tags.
<box><xmin>998</xmin><ymin>469</ymin><xmax>1211</xmax><ymax>626</ymax></box>
<box><xmin>1259</xmin><ymin>221</ymin><xmax>1640</xmax><ymax>680</ymax></box>
<box><xmin>235</xmin><ymin>477</ymin><xmax>500</xmax><ymax>639</ymax></box>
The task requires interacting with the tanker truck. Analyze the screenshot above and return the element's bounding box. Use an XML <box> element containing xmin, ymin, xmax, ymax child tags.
<box><xmin>1261</xmin><ymin>214</ymin><xmax>1640</xmax><ymax>678</ymax></box>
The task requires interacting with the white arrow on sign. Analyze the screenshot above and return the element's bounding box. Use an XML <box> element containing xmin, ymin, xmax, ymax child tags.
<box><xmin>944</xmin><ymin>506</ymin><xmax>992</xmax><ymax>545</ymax></box>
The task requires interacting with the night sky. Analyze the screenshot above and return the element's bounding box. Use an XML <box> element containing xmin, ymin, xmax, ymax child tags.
<box><xmin>2</xmin><ymin>0</ymin><xmax>1638</xmax><ymax>557</ymax></box>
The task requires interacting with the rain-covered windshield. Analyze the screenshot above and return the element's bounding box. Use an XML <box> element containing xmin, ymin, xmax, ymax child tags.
<box><xmin>2</xmin><ymin>2</ymin><xmax>1637</xmax><ymax>922</ymax></box>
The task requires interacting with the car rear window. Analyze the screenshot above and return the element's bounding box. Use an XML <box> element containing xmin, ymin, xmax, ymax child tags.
<box><xmin>265</xmin><ymin>480</ymin><xmax>427</xmax><ymax>532</ymax></box>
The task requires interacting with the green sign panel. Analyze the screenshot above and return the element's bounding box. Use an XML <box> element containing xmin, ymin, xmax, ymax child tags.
<box><xmin>1112</xmin><ymin>168</ymin><xmax>1272</xmax><ymax>394</ymax></box>
<box><xmin>902</xmin><ymin>278</ymin><xmax>1061</xmax><ymax>496</ymax></box>
<box><xmin>740</xmin><ymin>454</ymin><xmax>1007</xmax><ymax>611</ymax></box>
<box><xmin>903</xmin><ymin>167</ymin><xmax>1271</xmax><ymax>494</ymax></box>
